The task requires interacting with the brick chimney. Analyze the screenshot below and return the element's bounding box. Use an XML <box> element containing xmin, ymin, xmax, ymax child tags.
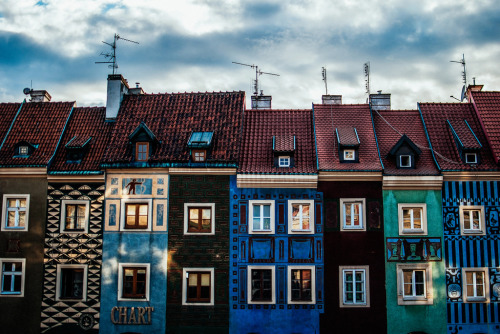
<box><xmin>251</xmin><ymin>91</ymin><xmax>272</xmax><ymax>109</ymax></box>
<box><xmin>322</xmin><ymin>95</ymin><xmax>342</xmax><ymax>104</ymax></box>
<box><xmin>29</xmin><ymin>90</ymin><xmax>51</xmax><ymax>102</ymax></box>
<box><xmin>106</xmin><ymin>74</ymin><xmax>129</xmax><ymax>119</ymax></box>
<box><xmin>370</xmin><ymin>91</ymin><xmax>391</xmax><ymax>111</ymax></box>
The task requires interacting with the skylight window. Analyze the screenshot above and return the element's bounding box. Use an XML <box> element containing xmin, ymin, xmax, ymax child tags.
<box><xmin>188</xmin><ymin>132</ymin><xmax>214</xmax><ymax>148</ymax></box>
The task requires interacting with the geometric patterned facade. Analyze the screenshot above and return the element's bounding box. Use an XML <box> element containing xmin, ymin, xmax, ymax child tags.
<box><xmin>40</xmin><ymin>183</ymin><xmax>104</xmax><ymax>333</ymax></box>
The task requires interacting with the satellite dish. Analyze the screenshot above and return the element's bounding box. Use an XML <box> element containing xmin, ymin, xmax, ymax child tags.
<box><xmin>23</xmin><ymin>88</ymin><xmax>31</xmax><ymax>95</ymax></box>
<box><xmin>460</xmin><ymin>85</ymin><xmax>466</xmax><ymax>102</ymax></box>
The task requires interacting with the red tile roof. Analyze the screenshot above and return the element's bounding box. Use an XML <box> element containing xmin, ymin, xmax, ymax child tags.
<box><xmin>372</xmin><ymin>109</ymin><xmax>439</xmax><ymax>175</ymax></box>
<box><xmin>274</xmin><ymin>135</ymin><xmax>295</xmax><ymax>152</ymax></box>
<box><xmin>419</xmin><ymin>103</ymin><xmax>497</xmax><ymax>171</ymax></box>
<box><xmin>0</xmin><ymin>102</ymin><xmax>74</xmax><ymax>167</ymax></box>
<box><xmin>313</xmin><ymin>104</ymin><xmax>382</xmax><ymax>171</ymax></box>
<box><xmin>50</xmin><ymin>107</ymin><xmax>113</xmax><ymax>172</ymax></box>
<box><xmin>102</xmin><ymin>92</ymin><xmax>245</xmax><ymax>165</ymax></box>
<box><xmin>447</xmin><ymin>119</ymin><xmax>482</xmax><ymax>149</ymax></box>
<box><xmin>239</xmin><ymin>109</ymin><xmax>316</xmax><ymax>174</ymax></box>
<box><xmin>0</xmin><ymin>103</ymin><xmax>22</xmax><ymax>145</ymax></box>
<box><xmin>470</xmin><ymin>91</ymin><xmax>500</xmax><ymax>163</ymax></box>
<box><xmin>336</xmin><ymin>127</ymin><xmax>360</xmax><ymax>146</ymax></box>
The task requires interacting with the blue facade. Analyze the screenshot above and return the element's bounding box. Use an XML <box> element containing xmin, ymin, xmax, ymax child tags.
<box><xmin>229</xmin><ymin>178</ymin><xmax>324</xmax><ymax>333</ymax></box>
<box><xmin>443</xmin><ymin>181</ymin><xmax>500</xmax><ymax>334</ymax></box>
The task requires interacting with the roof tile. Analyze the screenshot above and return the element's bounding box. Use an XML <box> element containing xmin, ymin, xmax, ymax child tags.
<box><xmin>470</xmin><ymin>91</ymin><xmax>500</xmax><ymax>163</ymax></box>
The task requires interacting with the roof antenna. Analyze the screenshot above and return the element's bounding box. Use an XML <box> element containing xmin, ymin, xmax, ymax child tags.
<box><xmin>364</xmin><ymin>61</ymin><xmax>370</xmax><ymax>95</ymax></box>
<box><xmin>96</xmin><ymin>33</ymin><xmax>139</xmax><ymax>74</ymax></box>
<box><xmin>232</xmin><ymin>61</ymin><xmax>280</xmax><ymax>95</ymax></box>
<box><xmin>450</xmin><ymin>54</ymin><xmax>467</xmax><ymax>101</ymax></box>
<box><xmin>322</xmin><ymin>67</ymin><xmax>328</xmax><ymax>95</ymax></box>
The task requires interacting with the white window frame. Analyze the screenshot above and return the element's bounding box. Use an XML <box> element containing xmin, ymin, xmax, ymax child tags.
<box><xmin>400</xmin><ymin>155</ymin><xmax>412</xmax><ymax>167</ymax></box>
<box><xmin>465</xmin><ymin>153</ymin><xmax>477</xmax><ymax>164</ymax></box>
<box><xmin>398</xmin><ymin>203</ymin><xmax>427</xmax><ymax>235</ymax></box>
<box><xmin>462</xmin><ymin>267</ymin><xmax>490</xmax><ymax>303</ymax></box>
<box><xmin>248</xmin><ymin>200</ymin><xmax>275</xmax><ymax>234</ymax></box>
<box><xmin>1</xmin><ymin>194</ymin><xmax>30</xmax><ymax>232</ymax></box>
<box><xmin>19</xmin><ymin>146</ymin><xmax>29</xmax><ymax>155</ymax></box>
<box><xmin>182</xmin><ymin>268</ymin><xmax>215</xmax><ymax>306</ymax></box>
<box><xmin>459</xmin><ymin>205</ymin><xmax>486</xmax><ymax>236</ymax></box>
<box><xmin>118</xmin><ymin>263</ymin><xmax>150</xmax><ymax>302</ymax></box>
<box><xmin>339</xmin><ymin>265</ymin><xmax>370</xmax><ymax>308</ymax></box>
<box><xmin>287</xmin><ymin>200</ymin><xmax>314</xmax><ymax>234</ymax></box>
<box><xmin>0</xmin><ymin>258</ymin><xmax>26</xmax><ymax>297</ymax></box>
<box><xmin>184</xmin><ymin>203</ymin><xmax>215</xmax><ymax>235</ymax></box>
<box><xmin>120</xmin><ymin>199</ymin><xmax>153</xmax><ymax>231</ymax></box>
<box><xmin>248</xmin><ymin>265</ymin><xmax>275</xmax><ymax>304</ymax></box>
<box><xmin>288</xmin><ymin>265</ymin><xmax>316</xmax><ymax>304</ymax></box>
<box><xmin>278</xmin><ymin>156</ymin><xmax>290</xmax><ymax>167</ymax></box>
<box><xmin>60</xmin><ymin>200</ymin><xmax>90</xmax><ymax>234</ymax></box>
<box><xmin>397</xmin><ymin>263</ymin><xmax>433</xmax><ymax>305</ymax></box>
<box><xmin>56</xmin><ymin>264</ymin><xmax>88</xmax><ymax>301</ymax></box>
<box><xmin>344</xmin><ymin>149</ymin><xmax>355</xmax><ymax>161</ymax></box>
<box><xmin>340</xmin><ymin>198</ymin><xmax>365</xmax><ymax>231</ymax></box>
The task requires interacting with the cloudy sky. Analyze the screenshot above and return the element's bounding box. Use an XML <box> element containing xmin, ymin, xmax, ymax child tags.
<box><xmin>1</xmin><ymin>0</ymin><xmax>499</xmax><ymax>109</ymax></box>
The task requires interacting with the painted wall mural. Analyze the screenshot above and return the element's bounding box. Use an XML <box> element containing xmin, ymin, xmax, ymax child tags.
<box><xmin>386</xmin><ymin>238</ymin><xmax>442</xmax><ymax>262</ymax></box>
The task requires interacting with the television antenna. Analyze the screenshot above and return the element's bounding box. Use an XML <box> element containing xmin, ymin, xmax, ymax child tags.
<box><xmin>450</xmin><ymin>54</ymin><xmax>467</xmax><ymax>101</ymax></box>
<box><xmin>364</xmin><ymin>62</ymin><xmax>370</xmax><ymax>96</ymax></box>
<box><xmin>232</xmin><ymin>62</ymin><xmax>279</xmax><ymax>95</ymax></box>
<box><xmin>322</xmin><ymin>67</ymin><xmax>328</xmax><ymax>95</ymax></box>
<box><xmin>96</xmin><ymin>33</ymin><xmax>139</xmax><ymax>74</ymax></box>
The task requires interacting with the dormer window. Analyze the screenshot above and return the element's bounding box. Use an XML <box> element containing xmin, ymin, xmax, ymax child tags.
<box><xmin>465</xmin><ymin>153</ymin><xmax>477</xmax><ymax>164</ymax></box>
<box><xmin>279</xmin><ymin>156</ymin><xmax>291</xmax><ymax>167</ymax></box>
<box><xmin>19</xmin><ymin>146</ymin><xmax>29</xmax><ymax>156</ymax></box>
<box><xmin>193</xmin><ymin>149</ymin><xmax>206</xmax><ymax>162</ymax></box>
<box><xmin>65</xmin><ymin>136</ymin><xmax>91</xmax><ymax>164</ymax></box>
<box><xmin>13</xmin><ymin>141</ymin><xmax>37</xmax><ymax>158</ymax></box>
<box><xmin>400</xmin><ymin>155</ymin><xmax>411</xmax><ymax>167</ymax></box>
<box><xmin>136</xmin><ymin>142</ymin><xmax>149</xmax><ymax>162</ymax></box>
<box><xmin>188</xmin><ymin>132</ymin><xmax>213</xmax><ymax>163</ymax></box>
<box><xmin>273</xmin><ymin>135</ymin><xmax>295</xmax><ymax>168</ymax></box>
<box><xmin>336</xmin><ymin>127</ymin><xmax>360</xmax><ymax>163</ymax></box>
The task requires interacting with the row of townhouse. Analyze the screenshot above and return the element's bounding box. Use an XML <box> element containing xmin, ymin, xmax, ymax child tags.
<box><xmin>0</xmin><ymin>75</ymin><xmax>499</xmax><ymax>334</ymax></box>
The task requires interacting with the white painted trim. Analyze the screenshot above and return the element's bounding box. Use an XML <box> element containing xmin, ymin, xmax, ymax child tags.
<box><xmin>0</xmin><ymin>258</ymin><xmax>26</xmax><ymax>297</ymax></box>
<box><xmin>247</xmin><ymin>265</ymin><xmax>276</xmax><ymax>304</ymax></box>
<box><xmin>117</xmin><ymin>263</ymin><xmax>150</xmax><ymax>302</ymax></box>
<box><xmin>60</xmin><ymin>200</ymin><xmax>90</xmax><ymax>234</ymax></box>
<box><xmin>398</xmin><ymin>203</ymin><xmax>427</xmax><ymax>236</ymax></box>
<box><xmin>397</xmin><ymin>263</ymin><xmax>433</xmax><ymax>305</ymax></box>
<box><xmin>248</xmin><ymin>200</ymin><xmax>275</xmax><ymax>234</ymax></box>
<box><xmin>287</xmin><ymin>199</ymin><xmax>315</xmax><ymax>234</ymax></box>
<box><xmin>462</xmin><ymin>267</ymin><xmax>490</xmax><ymax>303</ymax></box>
<box><xmin>0</xmin><ymin>167</ymin><xmax>47</xmax><ymax>176</ymax></box>
<box><xmin>184</xmin><ymin>203</ymin><xmax>216</xmax><ymax>235</ymax></box>
<box><xmin>383</xmin><ymin>176</ymin><xmax>443</xmax><ymax>190</ymax></box>
<box><xmin>182</xmin><ymin>268</ymin><xmax>215</xmax><ymax>306</ymax></box>
<box><xmin>339</xmin><ymin>265</ymin><xmax>370</xmax><ymax>308</ymax></box>
<box><xmin>56</xmin><ymin>264</ymin><xmax>88</xmax><ymax>301</ymax></box>
<box><xmin>1</xmin><ymin>194</ymin><xmax>30</xmax><ymax>232</ymax></box>
<box><xmin>237</xmin><ymin>174</ymin><xmax>317</xmax><ymax>188</ymax></box>
<box><xmin>287</xmin><ymin>265</ymin><xmax>316</xmax><ymax>304</ymax></box>
<box><xmin>318</xmin><ymin>171</ymin><xmax>382</xmax><ymax>181</ymax></box>
<box><xmin>340</xmin><ymin>198</ymin><xmax>366</xmax><ymax>231</ymax></box>
<box><xmin>120</xmin><ymin>198</ymin><xmax>153</xmax><ymax>232</ymax></box>
<box><xmin>459</xmin><ymin>205</ymin><xmax>486</xmax><ymax>236</ymax></box>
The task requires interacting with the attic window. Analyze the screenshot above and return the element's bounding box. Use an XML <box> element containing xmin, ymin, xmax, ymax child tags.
<box><xmin>465</xmin><ymin>153</ymin><xmax>477</xmax><ymax>164</ymax></box>
<box><xmin>344</xmin><ymin>150</ymin><xmax>355</xmax><ymax>161</ymax></box>
<box><xmin>279</xmin><ymin>156</ymin><xmax>291</xmax><ymax>167</ymax></box>
<box><xmin>193</xmin><ymin>150</ymin><xmax>206</xmax><ymax>162</ymax></box>
<box><xmin>136</xmin><ymin>142</ymin><xmax>149</xmax><ymax>161</ymax></box>
<box><xmin>19</xmin><ymin>146</ymin><xmax>29</xmax><ymax>156</ymax></box>
<box><xmin>188</xmin><ymin>132</ymin><xmax>213</xmax><ymax>148</ymax></box>
<box><xmin>400</xmin><ymin>155</ymin><xmax>411</xmax><ymax>168</ymax></box>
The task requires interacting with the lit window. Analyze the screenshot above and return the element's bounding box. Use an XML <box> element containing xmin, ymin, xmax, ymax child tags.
<box><xmin>135</xmin><ymin>142</ymin><xmax>149</xmax><ymax>161</ymax></box>
<box><xmin>397</xmin><ymin>263</ymin><xmax>432</xmax><ymax>305</ymax></box>
<box><xmin>279</xmin><ymin>156</ymin><xmax>290</xmax><ymax>167</ymax></box>
<box><xmin>249</xmin><ymin>200</ymin><xmax>275</xmax><ymax>234</ymax></box>
<box><xmin>400</xmin><ymin>155</ymin><xmax>411</xmax><ymax>167</ymax></box>
<box><xmin>56</xmin><ymin>265</ymin><xmax>88</xmax><ymax>301</ymax></box>
<box><xmin>288</xmin><ymin>200</ymin><xmax>314</xmax><ymax>233</ymax></box>
<box><xmin>463</xmin><ymin>268</ymin><xmax>490</xmax><ymax>303</ymax></box>
<box><xmin>288</xmin><ymin>266</ymin><xmax>316</xmax><ymax>304</ymax></box>
<box><xmin>339</xmin><ymin>266</ymin><xmax>369</xmax><ymax>307</ymax></box>
<box><xmin>60</xmin><ymin>200</ymin><xmax>89</xmax><ymax>233</ymax></box>
<box><xmin>344</xmin><ymin>150</ymin><xmax>355</xmax><ymax>160</ymax></box>
<box><xmin>398</xmin><ymin>203</ymin><xmax>427</xmax><ymax>235</ymax></box>
<box><xmin>19</xmin><ymin>146</ymin><xmax>29</xmax><ymax>155</ymax></box>
<box><xmin>340</xmin><ymin>198</ymin><xmax>365</xmax><ymax>231</ymax></box>
<box><xmin>460</xmin><ymin>206</ymin><xmax>485</xmax><ymax>235</ymax></box>
<box><xmin>465</xmin><ymin>153</ymin><xmax>477</xmax><ymax>164</ymax></box>
<box><xmin>0</xmin><ymin>259</ymin><xmax>25</xmax><ymax>297</ymax></box>
<box><xmin>248</xmin><ymin>266</ymin><xmax>275</xmax><ymax>304</ymax></box>
<box><xmin>184</xmin><ymin>203</ymin><xmax>215</xmax><ymax>235</ymax></box>
<box><xmin>192</xmin><ymin>150</ymin><xmax>206</xmax><ymax>162</ymax></box>
<box><xmin>1</xmin><ymin>195</ymin><xmax>29</xmax><ymax>231</ymax></box>
<box><xmin>125</xmin><ymin>203</ymin><xmax>149</xmax><ymax>229</ymax></box>
<box><xmin>183</xmin><ymin>268</ymin><xmax>214</xmax><ymax>305</ymax></box>
<box><xmin>118</xmin><ymin>263</ymin><xmax>150</xmax><ymax>301</ymax></box>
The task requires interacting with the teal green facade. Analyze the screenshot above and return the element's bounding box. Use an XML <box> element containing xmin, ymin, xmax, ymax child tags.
<box><xmin>384</xmin><ymin>189</ymin><xmax>447</xmax><ymax>334</ymax></box>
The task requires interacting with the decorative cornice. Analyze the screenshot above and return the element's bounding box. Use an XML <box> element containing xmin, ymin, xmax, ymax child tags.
<box><xmin>0</xmin><ymin>167</ymin><xmax>47</xmax><ymax>176</ymax></box>
<box><xmin>237</xmin><ymin>174</ymin><xmax>318</xmax><ymax>188</ymax></box>
<box><xmin>383</xmin><ymin>176</ymin><xmax>443</xmax><ymax>190</ymax></box>
<box><xmin>442</xmin><ymin>171</ymin><xmax>500</xmax><ymax>181</ymax></box>
<box><xmin>169</xmin><ymin>168</ymin><xmax>236</xmax><ymax>175</ymax></box>
<box><xmin>47</xmin><ymin>174</ymin><xmax>104</xmax><ymax>182</ymax></box>
<box><xmin>318</xmin><ymin>171</ymin><xmax>382</xmax><ymax>181</ymax></box>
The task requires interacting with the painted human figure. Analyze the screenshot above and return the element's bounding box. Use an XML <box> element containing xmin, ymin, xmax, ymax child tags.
<box><xmin>126</xmin><ymin>178</ymin><xmax>143</xmax><ymax>195</ymax></box>
<box><xmin>407</xmin><ymin>243</ymin><xmax>421</xmax><ymax>260</ymax></box>
<box><xmin>389</xmin><ymin>243</ymin><xmax>399</xmax><ymax>260</ymax></box>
